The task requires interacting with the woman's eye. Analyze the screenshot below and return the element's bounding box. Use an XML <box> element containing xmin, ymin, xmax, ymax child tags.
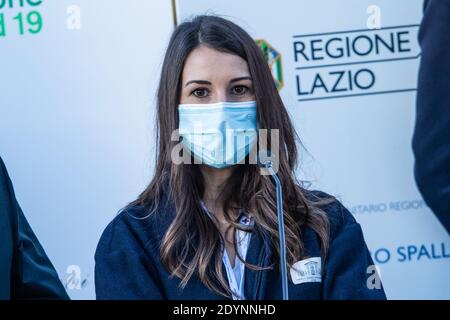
<box><xmin>232</xmin><ymin>85</ymin><xmax>248</xmax><ymax>95</ymax></box>
<box><xmin>192</xmin><ymin>88</ymin><xmax>209</xmax><ymax>98</ymax></box>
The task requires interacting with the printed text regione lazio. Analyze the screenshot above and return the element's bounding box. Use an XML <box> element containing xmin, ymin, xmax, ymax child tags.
<box><xmin>0</xmin><ymin>0</ymin><xmax>43</xmax><ymax>37</ymax></box>
<box><xmin>293</xmin><ymin>25</ymin><xmax>420</xmax><ymax>101</ymax></box>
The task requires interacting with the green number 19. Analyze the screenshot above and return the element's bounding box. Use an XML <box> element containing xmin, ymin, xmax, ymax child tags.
<box><xmin>13</xmin><ymin>11</ymin><xmax>42</xmax><ymax>35</ymax></box>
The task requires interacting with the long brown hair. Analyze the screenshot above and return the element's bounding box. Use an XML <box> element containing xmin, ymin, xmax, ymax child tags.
<box><xmin>130</xmin><ymin>14</ymin><xmax>332</xmax><ymax>298</ymax></box>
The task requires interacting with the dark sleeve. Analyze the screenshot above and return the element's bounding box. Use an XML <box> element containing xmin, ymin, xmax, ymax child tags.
<box><xmin>322</xmin><ymin>202</ymin><xmax>386</xmax><ymax>300</ymax></box>
<box><xmin>412</xmin><ymin>0</ymin><xmax>450</xmax><ymax>233</ymax></box>
<box><xmin>94</xmin><ymin>215</ymin><xmax>165</xmax><ymax>300</ymax></box>
<box><xmin>0</xmin><ymin>158</ymin><xmax>69</xmax><ymax>300</ymax></box>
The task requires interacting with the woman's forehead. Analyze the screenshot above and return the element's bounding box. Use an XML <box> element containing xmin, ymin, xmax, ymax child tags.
<box><xmin>182</xmin><ymin>46</ymin><xmax>250</xmax><ymax>83</ymax></box>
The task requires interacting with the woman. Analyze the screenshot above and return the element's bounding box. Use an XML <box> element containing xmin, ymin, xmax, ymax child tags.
<box><xmin>95</xmin><ymin>15</ymin><xmax>386</xmax><ymax>300</ymax></box>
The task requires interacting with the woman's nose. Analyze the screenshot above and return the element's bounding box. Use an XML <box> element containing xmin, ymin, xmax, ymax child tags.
<box><xmin>214</xmin><ymin>90</ymin><xmax>229</xmax><ymax>103</ymax></box>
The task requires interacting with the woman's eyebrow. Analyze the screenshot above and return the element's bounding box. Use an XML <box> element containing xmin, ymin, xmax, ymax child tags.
<box><xmin>184</xmin><ymin>76</ymin><xmax>252</xmax><ymax>87</ymax></box>
<box><xmin>184</xmin><ymin>80</ymin><xmax>211</xmax><ymax>87</ymax></box>
<box><xmin>230</xmin><ymin>76</ymin><xmax>252</xmax><ymax>83</ymax></box>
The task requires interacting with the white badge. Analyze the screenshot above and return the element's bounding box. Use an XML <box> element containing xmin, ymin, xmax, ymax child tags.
<box><xmin>290</xmin><ymin>257</ymin><xmax>322</xmax><ymax>285</ymax></box>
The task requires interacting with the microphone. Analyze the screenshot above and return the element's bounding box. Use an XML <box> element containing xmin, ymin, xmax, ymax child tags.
<box><xmin>258</xmin><ymin>150</ymin><xmax>289</xmax><ymax>300</ymax></box>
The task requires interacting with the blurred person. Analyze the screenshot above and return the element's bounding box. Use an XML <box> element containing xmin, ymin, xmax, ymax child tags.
<box><xmin>0</xmin><ymin>157</ymin><xmax>69</xmax><ymax>300</ymax></box>
<box><xmin>413</xmin><ymin>0</ymin><xmax>450</xmax><ymax>233</ymax></box>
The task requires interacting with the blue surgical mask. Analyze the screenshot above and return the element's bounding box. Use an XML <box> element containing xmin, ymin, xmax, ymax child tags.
<box><xmin>178</xmin><ymin>100</ymin><xmax>258</xmax><ymax>168</ymax></box>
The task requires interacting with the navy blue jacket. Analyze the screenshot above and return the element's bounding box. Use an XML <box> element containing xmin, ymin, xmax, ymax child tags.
<box><xmin>413</xmin><ymin>0</ymin><xmax>450</xmax><ymax>233</ymax></box>
<box><xmin>95</xmin><ymin>190</ymin><xmax>386</xmax><ymax>300</ymax></box>
<box><xmin>0</xmin><ymin>157</ymin><xmax>69</xmax><ymax>300</ymax></box>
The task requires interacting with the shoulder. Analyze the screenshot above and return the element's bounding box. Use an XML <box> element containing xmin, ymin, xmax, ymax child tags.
<box><xmin>95</xmin><ymin>200</ymin><xmax>175</xmax><ymax>260</ymax></box>
<box><xmin>94</xmin><ymin>201</ymin><xmax>172</xmax><ymax>299</ymax></box>
<box><xmin>303</xmin><ymin>189</ymin><xmax>359</xmax><ymax>240</ymax></box>
<box><xmin>304</xmin><ymin>190</ymin><xmax>386</xmax><ymax>299</ymax></box>
<box><xmin>0</xmin><ymin>157</ymin><xmax>17</xmax><ymax>225</ymax></box>
<box><xmin>0</xmin><ymin>156</ymin><xmax>12</xmax><ymax>193</ymax></box>
<box><xmin>0</xmin><ymin>156</ymin><xmax>5</xmax><ymax>175</ymax></box>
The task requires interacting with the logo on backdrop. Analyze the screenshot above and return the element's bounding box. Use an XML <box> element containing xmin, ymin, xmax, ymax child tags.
<box><xmin>256</xmin><ymin>39</ymin><xmax>283</xmax><ymax>91</ymax></box>
<box><xmin>292</xmin><ymin>24</ymin><xmax>420</xmax><ymax>101</ymax></box>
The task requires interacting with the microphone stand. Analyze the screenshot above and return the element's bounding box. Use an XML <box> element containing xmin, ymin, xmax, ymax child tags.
<box><xmin>265</xmin><ymin>161</ymin><xmax>289</xmax><ymax>300</ymax></box>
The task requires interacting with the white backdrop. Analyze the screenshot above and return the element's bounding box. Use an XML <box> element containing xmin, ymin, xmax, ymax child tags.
<box><xmin>175</xmin><ymin>0</ymin><xmax>450</xmax><ymax>299</ymax></box>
